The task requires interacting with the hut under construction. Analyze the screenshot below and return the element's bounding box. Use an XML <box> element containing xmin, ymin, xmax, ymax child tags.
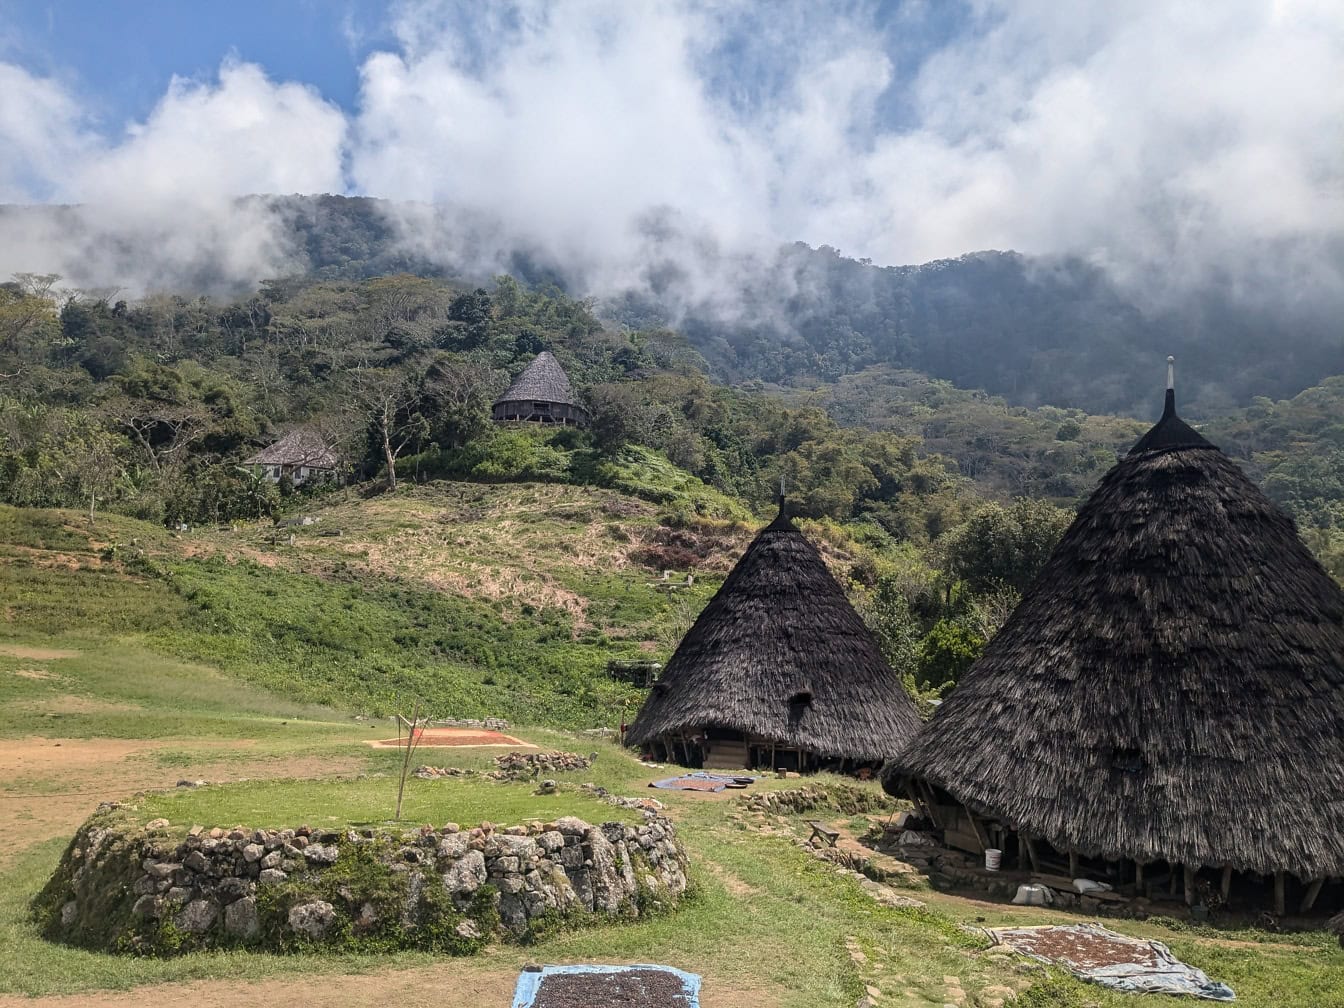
<box><xmin>626</xmin><ymin>501</ymin><xmax>921</xmax><ymax>772</ymax></box>
<box><xmin>491</xmin><ymin>351</ymin><xmax>588</xmax><ymax>426</ymax></box>
<box><xmin>884</xmin><ymin>362</ymin><xmax>1344</xmax><ymax>916</ymax></box>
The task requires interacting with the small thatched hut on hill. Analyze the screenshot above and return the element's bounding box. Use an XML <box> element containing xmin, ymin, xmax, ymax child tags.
<box><xmin>884</xmin><ymin>364</ymin><xmax>1344</xmax><ymax>915</ymax></box>
<box><xmin>492</xmin><ymin>351</ymin><xmax>588</xmax><ymax>426</ymax></box>
<box><xmin>626</xmin><ymin>502</ymin><xmax>921</xmax><ymax>771</ymax></box>
<box><xmin>244</xmin><ymin>429</ymin><xmax>340</xmax><ymax>485</ymax></box>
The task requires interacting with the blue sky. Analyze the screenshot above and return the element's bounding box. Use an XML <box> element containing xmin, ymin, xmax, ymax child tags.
<box><xmin>0</xmin><ymin>1</ymin><xmax>392</xmax><ymax>125</ymax></box>
<box><xmin>0</xmin><ymin>1</ymin><xmax>1340</xmax><ymax>299</ymax></box>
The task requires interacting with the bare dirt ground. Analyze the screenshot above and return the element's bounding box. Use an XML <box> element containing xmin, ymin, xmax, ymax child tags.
<box><xmin>0</xmin><ymin>964</ymin><xmax>774</xmax><ymax>1008</ymax></box>
<box><xmin>366</xmin><ymin>727</ymin><xmax>537</xmax><ymax>749</ymax></box>
<box><xmin>0</xmin><ymin>738</ymin><xmax>360</xmax><ymax>869</ymax></box>
<box><xmin>0</xmin><ymin>646</ymin><xmax>81</xmax><ymax>660</ymax></box>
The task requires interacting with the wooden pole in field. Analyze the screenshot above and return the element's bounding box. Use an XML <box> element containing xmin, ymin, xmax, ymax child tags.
<box><xmin>394</xmin><ymin>699</ymin><xmax>423</xmax><ymax>821</ymax></box>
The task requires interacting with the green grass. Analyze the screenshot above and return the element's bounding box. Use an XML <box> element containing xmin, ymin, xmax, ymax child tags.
<box><xmin>2</xmin><ymin>502</ymin><xmax>1343</xmax><ymax>1005</ymax></box>
<box><xmin>134</xmin><ymin>774</ymin><xmax>639</xmax><ymax>832</ymax></box>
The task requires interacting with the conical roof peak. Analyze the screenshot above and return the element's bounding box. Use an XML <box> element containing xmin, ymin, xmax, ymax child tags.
<box><xmin>495</xmin><ymin>351</ymin><xmax>577</xmax><ymax>406</ymax></box>
<box><xmin>627</xmin><ymin>514</ymin><xmax>920</xmax><ymax>760</ymax></box>
<box><xmin>888</xmin><ymin>395</ymin><xmax>1344</xmax><ymax>879</ymax></box>
<box><xmin>1128</xmin><ymin>356</ymin><xmax>1215</xmax><ymax>455</ymax></box>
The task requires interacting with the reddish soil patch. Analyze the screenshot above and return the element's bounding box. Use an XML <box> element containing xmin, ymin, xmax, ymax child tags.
<box><xmin>367</xmin><ymin>727</ymin><xmax>536</xmax><ymax>748</ymax></box>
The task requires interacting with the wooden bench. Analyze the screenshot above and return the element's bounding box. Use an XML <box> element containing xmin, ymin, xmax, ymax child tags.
<box><xmin>807</xmin><ymin>820</ymin><xmax>840</xmax><ymax>847</ymax></box>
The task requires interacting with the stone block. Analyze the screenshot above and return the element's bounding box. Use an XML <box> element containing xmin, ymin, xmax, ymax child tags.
<box><xmin>224</xmin><ymin>897</ymin><xmax>259</xmax><ymax>939</ymax></box>
<box><xmin>174</xmin><ymin>899</ymin><xmax>219</xmax><ymax>934</ymax></box>
<box><xmin>287</xmin><ymin>900</ymin><xmax>336</xmax><ymax>940</ymax></box>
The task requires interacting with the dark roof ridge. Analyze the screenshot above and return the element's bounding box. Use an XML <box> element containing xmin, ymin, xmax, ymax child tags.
<box><xmin>1128</xmin><ymin>358</ymin><xmax>1215</xmax><ymax>455</ymax></box>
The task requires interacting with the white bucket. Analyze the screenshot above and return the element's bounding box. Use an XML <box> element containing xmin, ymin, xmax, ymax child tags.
<box><xmin>984</xmin><ymin>848</ymin><xmax>1003</xmax><ymax>871</ymax></box>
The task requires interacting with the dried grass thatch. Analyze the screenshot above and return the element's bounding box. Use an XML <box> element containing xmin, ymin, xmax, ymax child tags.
<box><xmin>885</xmin><ymin>389</ymin><xmax>1344</xmax><ymax>879</ymax></box>
<box><xmin>494</xmin><ymin>351</ymin><xmax>580</xmax><ymax>407</ymax></box>
<box><xmin>627</xmin><ymin>507</ymin><xmax>921</xmax><ymax>761</ymax></box>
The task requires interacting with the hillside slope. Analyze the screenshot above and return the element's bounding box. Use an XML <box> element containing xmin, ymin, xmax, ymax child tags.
<box><xmin>0</xmin><ymin>481</ymin><xmax>763</xmax><ymax>730</ymax></box>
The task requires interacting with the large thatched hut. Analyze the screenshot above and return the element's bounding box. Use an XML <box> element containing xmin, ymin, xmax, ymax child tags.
<box><xmin>626</xmin><ymin>502</ymin><xmax>921</xmax><ymax>771</ymax></box>
<box><xmin>884</xmin><ymin>365</ymin><xmax>1344</xmax><ymax>914</ymax></box>
<box><xmin>492</xmin><ymin>351</ymin><xmax>588</xmax><ymax>426</ymax></box>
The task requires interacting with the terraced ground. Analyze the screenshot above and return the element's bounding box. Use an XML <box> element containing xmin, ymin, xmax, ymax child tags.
<box><xmin>1</xmin><ymin>499</ymin><xmax>1341</xmax><ymax>1007</ymax></box>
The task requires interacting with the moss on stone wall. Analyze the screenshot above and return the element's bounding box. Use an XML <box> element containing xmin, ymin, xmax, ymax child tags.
<box><xmin>34</xmin><ymin>803</ymin><xmax>689</xmax><ymax>956</ymax></box>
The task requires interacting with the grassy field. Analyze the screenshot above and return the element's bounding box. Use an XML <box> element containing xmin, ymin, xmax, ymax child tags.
<box><xmin>1</xmin><ymin>500</ymin><xmax>1341</xmax><ymax>1007</ymax></box>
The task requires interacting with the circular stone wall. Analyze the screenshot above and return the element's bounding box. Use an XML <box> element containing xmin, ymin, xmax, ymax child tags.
<box><xmin>34</xmin><ymin>804</ymin><xmax>689</xmax><ymax>955</ymax></box>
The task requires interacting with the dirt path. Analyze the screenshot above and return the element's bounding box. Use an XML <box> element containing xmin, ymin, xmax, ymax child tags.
<box><xmin>0</xmin><ymin>963</ymin><xmax>774</xmax><ymax>1008</ymax></box>
<box><xmin>0</xmin><ymin>738</ymin><xmax>360</xmax><ymax>868</ymax></box>
<box><xmin>0</xmin><ymin>646</ymin><xmax>80</xmax><ymax>660</ymax></box>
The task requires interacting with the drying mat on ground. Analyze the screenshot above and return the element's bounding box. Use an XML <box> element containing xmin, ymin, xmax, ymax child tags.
<box><xmin>367</xmin><ymin>728</ymin><xmax>534</xmax><ymax>748</ymax></box>
<box><xmin>986</xmin><ymin>924</ymin><xmax>1235</xmax><ymax>1000</ymax></box>
<box><xmin>512</xmin><ymin>964</ymin><xmax>701</xmax><ymax>1008</ymax></box>
<box><xmin>650</xmin><ymin>772</ymin><xmax>757</xmax><ymax>792</ymax></box>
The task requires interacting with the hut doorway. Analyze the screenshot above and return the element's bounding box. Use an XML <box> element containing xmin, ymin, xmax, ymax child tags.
<box><xmin>703</xmin><ymin>728</ymin><xmax>749</xmax><ymax>769</ymax></box>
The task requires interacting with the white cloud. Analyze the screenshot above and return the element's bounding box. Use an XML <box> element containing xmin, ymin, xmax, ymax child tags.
<box><xmin>0</xmin><ymin>62</ymin><xmax>95</xmax><ymax>202</ymax></box>
<box><xmin>345</xmin><ymin>0</ymin><xmax>1344</xmax><ymax>311</ymax></box>
<box><xmin>0</xmin><ymin>0</ymin><xmax>1341</xmax><ymax>309</ymax></box>
<box><xmin>0</xmin><ymin>59</ymin><xmax>346</xmax><ymax>294</ymax></box>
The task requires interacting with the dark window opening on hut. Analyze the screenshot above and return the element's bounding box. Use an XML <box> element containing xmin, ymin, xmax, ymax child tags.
<box><xmin>1111</xmin><ymin>746</ymin><xmax>1145</xmax><ymax>773</ymax></box>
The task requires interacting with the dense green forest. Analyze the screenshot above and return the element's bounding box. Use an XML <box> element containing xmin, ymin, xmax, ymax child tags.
<box><xmin>3</xmin><ymin>263</ymin><xmax>1342</xmax><ymax>701</ymax></box>
<box><xmin>6</xmin><ymin>195</ymin><xmax>1342</xmax><ymax>416</ymax></box>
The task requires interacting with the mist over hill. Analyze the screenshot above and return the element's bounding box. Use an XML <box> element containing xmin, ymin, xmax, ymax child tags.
<box><xmin>5</xmin><ymin>194</ymin><xmax>1340</xmax><ymax>416</ymax></box>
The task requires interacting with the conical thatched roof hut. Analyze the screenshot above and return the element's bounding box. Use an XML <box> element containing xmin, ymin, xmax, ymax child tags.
<box><xmin>492</xmin><ymin>351</ymin><xmax>587</xmax><ymax>426</ymax></box>
<box><xmin>885</xmin><ymin>364</ymin><xmax>1344</xmax><ymax>913</ymax></box>
<box><xmin>627</xmin><ymin>503</ymin><xmax>921</xmax><ymax>771</ymax></box>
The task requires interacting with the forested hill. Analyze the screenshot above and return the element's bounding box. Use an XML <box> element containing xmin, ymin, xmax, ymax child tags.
<box><xmin>5</xmin><ymin>194</ymin><xmax>1342</xmax><ymax>416</ymax></box>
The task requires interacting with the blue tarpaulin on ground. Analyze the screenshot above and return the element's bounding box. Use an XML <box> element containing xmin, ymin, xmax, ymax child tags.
<box><xmin>988</xmin><ymin>924</ymin><xmax>1235</xmax><ymax>1000</ymax></box>
<box><xmin>649</xmin><ymin>771</ymin><xmax>757</xmax><ymax>791</ymax></box>
<box><xmin>511</xmin><ymin>964</ymin><xmax>702</xmax><ymax>1008</ymax></box>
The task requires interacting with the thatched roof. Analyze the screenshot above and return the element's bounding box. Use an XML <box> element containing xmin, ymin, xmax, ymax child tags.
<box><xmin>885</xmin><ymin>385</ymin><xmax>1344</xmax><ymax>879</ymax></box>
<box><xmin>494</xmin><ymin>351</ymin><xmax>579</xmax><ymax>406</ymax></box>
<box><xmin>244</xmin><ymin>429</ymin><xmax>339</xmax><ymax>468</ymax></box>
<box><xmin>627</xmin><ymin>506</ymin><xmax>921</xmax><ymax>761</ymax></box>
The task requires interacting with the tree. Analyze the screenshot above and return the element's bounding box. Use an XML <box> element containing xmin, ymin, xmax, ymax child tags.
<box><xmin>100</xmin><ymin>396</ymin><xmax>209</xmax><ymax>475</ymax></box>
<box><xmin>942</xmin><ymin>498</ymin><xmax>1072</xmax><ymax>594</ymax></box>
<box><xmin>63</xmin><ymin>429</ymin><xmax>126</xmax><ymax>526</ymax></box>
<box><xmin>0</xmin><ymin>273</ymin><xmax>61</xmax><ymax>355</ymax></box>
<box><xmin>350</xmin><ymin>367</ymin><xmax>427</xmax><ymax>492</ymax></box>
<box><xmin>442</xmin><ymin>288</ymin><xmax>492</xmax><ymax>349</ymax></box>
<box><xmin>419</xmin><ymin>355</ymin><xmax>497</xmax><ymax>449</ymax></box>
<box><xmin>585</xmin><ymin>383</ymin><xmax>657</xmax><ymax>451</ymax></box>
<box><xmin>852</xmin><ymin>577</ymin><xmax>921</xmax><ymax>678</ymax></box>
<box><xmin>917</xmin><ymin>620</ymin><xmax>983</xmax><ymax>690</ymax></box>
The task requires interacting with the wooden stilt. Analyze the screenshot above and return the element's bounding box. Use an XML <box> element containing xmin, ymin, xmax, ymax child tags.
<box><xmin>916</xmin><ymin>779</ymin><xmax>943</xmax><ymax>829</ymax></box>
<box><xmin>964</xmin><ymin>804</ymin><xmax>991</xmax><ymax>852</ymax></box>
<box><xmin>1018</xmin><ymin>833</ymin><xmax>1027</xmax><ymax>869</ymax></box>
<box><xmin>1135</xmin><ymin>862</ymin><xmax>1145</xmax><ymax>891</ymax></box>
<box><xmin>1169</xmin><ymin>867</ymin><xmax>1179</xmax><ymax>897</ymax></box>
<box><xmin>1184</xmin><ymin>864</ymin><xmax>1196</xmax><ymax>906</ymax></box>
<box><xmin>1301</xmin><ymin>878</ymin><xmax>1323</xmax><ymax>913</ymax></box>
<box><xmin>1069</xmin><ymin>851</ymin><xmax>1079</xmax><ymax>878</ymax></box>
<box><xmin>1024</xmin><ymin>836</ymin><xmax>1041</xmax><ymax>872</ymax></box>
<box><xmin>1274</xmin><ymin>871</ymin><xmax>1286</xmax><ymax>916</ymax></box>
<box><xmin>1220</xmin><ymin>866</ymin><xmax>1232</xmax><ymax>902</ymax></box>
